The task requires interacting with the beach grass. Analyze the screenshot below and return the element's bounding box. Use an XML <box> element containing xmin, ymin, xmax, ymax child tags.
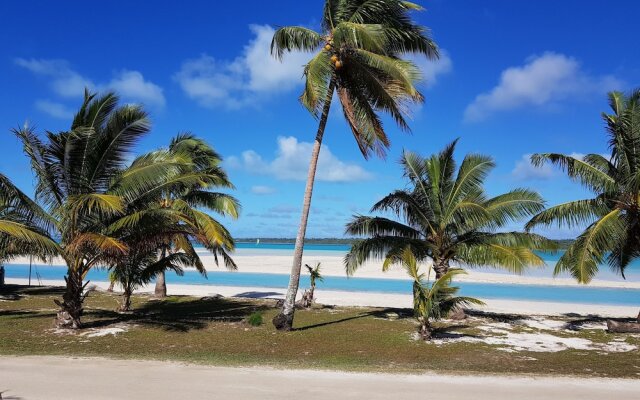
<box><xmin>1</xmin><ymin>284</ymin><xmax>638</xmax><ymax>378</ymax></box>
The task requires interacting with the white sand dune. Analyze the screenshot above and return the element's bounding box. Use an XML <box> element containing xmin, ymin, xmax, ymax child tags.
<box><xmin>1</xmin><ymin>356</ymin><xmax>638</xmax><ymax>400</ymax></box>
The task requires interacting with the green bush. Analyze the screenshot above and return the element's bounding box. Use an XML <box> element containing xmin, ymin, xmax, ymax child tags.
<box><xmin>247</xmin><ymin>312</ymin><xmax>263</xmax><ymax>327</ymax></box>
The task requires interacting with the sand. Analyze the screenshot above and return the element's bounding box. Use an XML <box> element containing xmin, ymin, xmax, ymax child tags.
<box><xmin>8</xmin><ymin>252</ymin><xmax>640</xmax><ymax>289</ymax></box>
<box><xmin>1</xmin><ymin>356</ymin><xmax>638</xmax><ymax>400</ymax></box>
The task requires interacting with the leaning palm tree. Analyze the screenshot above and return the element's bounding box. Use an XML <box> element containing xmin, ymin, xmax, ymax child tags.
<box><xmin>396</xmin><ymin>247</ymin><xmax>483</xmax><ymax>340</ymax></box>
<box><xmin>270</xmin><ymin>0</ymin><xmax>439</xmax><ymax>330</ymax></box>
<box><xmin>526</xmin><ymin>89</ymin><xmax>640</xmax><ymax>325</ymax></box>
<box><xmin>345</xmin><ymin>140</ymin><xmax>556</xmax><ymax>281</ymax></box>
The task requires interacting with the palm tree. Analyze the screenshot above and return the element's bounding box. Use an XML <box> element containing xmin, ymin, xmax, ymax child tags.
<box><xmin>12</xmin><ymin>90</ymin><xmax>152</xmax><ymax>328</ymax></box>
<box><xmin>107</xmin><ymin>133</ymin><xmax>239</xmax><ymax>310</ymax></box>
<box><xmin>0</xmin><ymin>173</ymin><xmax>60</xmax><ymax>263</ymax></box>
<box><xmin>270</xmin><ymin>0</ymin><xmax>439</xmax><ymax>330</ymax></box>
<box><xmin>145</xmin><ymin>134</ymin><xmax>240</xmax><ymax>298</ymax></box>
<box><xmin>300</xmin><ymin>262</ymin><xmax>323</xmax><ymax>307</ymax></box>
<box><xmin>526</xmin><ymin>89</ymin><xmax>640</xmax><ymax>323</ymax></box>
<box><xmin>395</xmin><ymin>247</ymin><xmax>483</xmax><ymax>340</ymax></box>
<box><xmin>345</xmin><ymin>140</ymin><xmax>556</xmax><ymax>281</ymax></box>
<box><xmin>12</xmin><ymin>91</ymin><xmax>239</xmax><ymax>328</ymax></box>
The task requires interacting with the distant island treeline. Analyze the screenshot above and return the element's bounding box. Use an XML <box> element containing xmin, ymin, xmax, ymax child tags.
<box><xmin>237</xmin><ymin>238</ymin><xmax>576</xmax><ymax>249</ymax></box>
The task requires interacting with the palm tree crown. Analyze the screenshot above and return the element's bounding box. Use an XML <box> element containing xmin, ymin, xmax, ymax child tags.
<box><xmin>346</xmin><ymin>140</ymin><xmax>555</xmax><ymax>278</ymax></box>
<box><xmin>271</xmin><ymin>0</ymin><xmax>438</xmax><ymax>157</ymax></box>
<box><xmin>526</xmin><ymin>89</ymin><xmax>640</xmax><ymax>283</ymax></box>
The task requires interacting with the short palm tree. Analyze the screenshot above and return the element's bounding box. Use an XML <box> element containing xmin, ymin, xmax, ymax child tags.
<box><xmin>300</xmin><ymin>262</ymin><xmax>324</xmax><ymax>307</ymax></box>
<box><xmin>270</xmin><ymin>0</ymin><xmax>439</xmax><ymax>330</ymax></box>
<box><xmin>345</xmin><ymin>140</ymin><xmax>556</xmax><ymax>280</ymax></box>
<box><xmin>141</xmin><ymin>134</ymin><xmax>240</xmax><ymax>298</ymax></box>
<box><xmin>396</xmin><ymin>247</ymin><xmax>483</xmax><ymax>340</ymax></box>
<box><xmin>12</xmin><ymin>90</ymin><xmax>239</xmax><ymax>328</ymax></box>
<box><xmin>526</xmin><ymin>89</ymin><xmax>640</xmax><ymax>287</ymax></box>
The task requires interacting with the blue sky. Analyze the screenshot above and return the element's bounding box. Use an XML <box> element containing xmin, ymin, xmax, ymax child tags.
<box><xmin>1</xmin><ymin>0</ymin><xmax>639</xmax><ymax>239</ymax></box>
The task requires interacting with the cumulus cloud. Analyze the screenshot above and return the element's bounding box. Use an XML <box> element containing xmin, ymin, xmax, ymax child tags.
<box><xmin>15</xmin><ymin>58</ymin><xmax>165</xmax><ymax>108</ymax></box>
<box><xmin>174</xmin><ymin>25</ymin><xmax>311</xmax><ymax>109</ymax></box>
<box><xmin>227</xmin><ymin>136</ymin><xmax>373</xmax><ymax>182</ymax></box>
<box><xmin>251</xmin><ymin>185</ymin><xmax>276</xmax><ymax>195</ymax></box>
<box><xmin>35</xmin><ymin>100</ymin><xmax>74</xmax><ymax>119</ymax></box>
<box><xmin>464</xmin><ymin>52</ymin><xmax>622</xmax><ymax>122</ymax></box>
<box><xmin>407</xmin><ymin>49</ymin><xmax>453</xmax><ymax>88</ymax></box>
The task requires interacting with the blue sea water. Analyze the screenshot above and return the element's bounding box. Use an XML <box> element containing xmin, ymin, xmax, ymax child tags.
<box><xmin>4</xmin><ymin>262</ymin><xmax>639</xmax><ymax>307</ymax></box>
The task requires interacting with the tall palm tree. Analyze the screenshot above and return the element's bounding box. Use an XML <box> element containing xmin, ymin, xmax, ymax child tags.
<box><xmin>270</xmin><ymin>0</ymin><xmax>438</xmax><ymax>330</ymax></box>
<box><xmin>0</xmin><ymin>173</ymin><xmax>60</xmax><ymax>262</ymax></box>
<box><xmin>526</xmin><ymin>89</ymin><xmax>640</xmax><ymax>287</ymax></box>
<box><xmin>142</xmin><ymin>134</ymin><xmax>240</xmax><ymax>297</ymax></box>
<box><xmin>345</xmin><ymin>140</ymin><xmax>555</xmax><ymax>280</ymax></box>
<box><xmin>395</xmin><ymin>247</ymin><xmax>483</xmax><ymax>340</ymax></box>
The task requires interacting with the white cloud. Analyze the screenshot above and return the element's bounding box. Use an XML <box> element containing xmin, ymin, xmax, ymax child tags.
<box><xmin>227</xmin><ymin>136</ymin><xmax>373</xmax><ymax>182</ymax></box>
<box><xmin>15</xmin><ymin>58</ymin><xmax>94</xmax><ymax>98</ymax></box>
<box><xmin>407</xmin><ymin>49</ymin><xmax>453</xmax><ymax>88</ymax></box>
<box><xmin>174</xmin><ymin>25</ymin><xmax>311</xmax><ymax>109</ymax></box>
<box><xmin>251</xmin><ymin>185</ymin><xmax>276</xmax><ymax>195</ymax></box>
<box><xmin>107</xmin><ymin>70</ymin><xmax>165</xmax><ymax>107</ymax></box>
<box><xmin>35</xmin><ymin>100</ymin><xmax>74</xmax><ymax>119</ymax></box>
<box><xmin>15</xmin><ymin>58</ymin><xmax>165</xmax><ymax>108</ymax></box>
<box><xmin>464</xmin><ymin>52</ymin><xmax>622</xmax><ymax>122</ymax></box>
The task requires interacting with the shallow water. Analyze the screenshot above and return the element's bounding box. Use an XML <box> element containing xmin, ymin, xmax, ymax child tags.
<box><xmin>5</xmin><ymin>263</ymin><xmax>639</xmax><ymax>306</ymax></box>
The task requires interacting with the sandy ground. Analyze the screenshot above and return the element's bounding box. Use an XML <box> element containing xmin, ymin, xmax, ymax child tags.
<box><xmin>8</xmin><ymin>252</ymin><xmax>640</xmax><ymax>289</ymax></box>
<box><xmin>0</xmin><ymin>356</ymin><xmax>638</xmax><ymax>400</ymax></box>
<box><xmin>6</xmin><ymin>277</ymin><xmax>639</xmax><ymax>318</ymax></box>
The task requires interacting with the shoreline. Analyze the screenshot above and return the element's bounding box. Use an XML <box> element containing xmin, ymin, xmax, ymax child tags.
<box><xmin>7</xmin><ymin>278</ymin><xmax>638</xmax><ymax>318</ymax></box>
<box><xmin>7</xmin><ymin>253</ymin><xmax>640</xmax><ymax>289</ymax></box>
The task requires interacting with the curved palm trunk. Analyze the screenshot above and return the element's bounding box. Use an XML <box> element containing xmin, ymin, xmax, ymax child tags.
<box><xmin>54</xmin><ymin>266</ymin><xmax>87</xmax><ymax>329</ymax></box>
<box><xmin>273</xmin><ymin>81</ymin><xmax>335</xmax><ymax>331</ymax></box>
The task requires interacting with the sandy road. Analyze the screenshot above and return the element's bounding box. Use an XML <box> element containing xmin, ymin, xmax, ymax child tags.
<box><xmin>1</xmin><ymin>356</ymin><xmax>639</xmax><ymax>400</ymax></box>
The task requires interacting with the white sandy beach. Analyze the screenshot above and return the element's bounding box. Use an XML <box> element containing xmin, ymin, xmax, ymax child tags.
<box><xmin>8</xmin><ymin>251</ymin><xmax>640</xmax><ymax>289</ymax></box>
<box><xmin>1</xmin><ymin>356</ymin><xmax>639</xmax><ymax>400</ymax></box>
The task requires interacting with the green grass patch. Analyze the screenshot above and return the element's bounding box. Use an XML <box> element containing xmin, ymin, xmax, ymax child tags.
<box><xmin>1</xmin><ymin>284</ymin><xmax>638</xmax><ymax>378</ymax></box>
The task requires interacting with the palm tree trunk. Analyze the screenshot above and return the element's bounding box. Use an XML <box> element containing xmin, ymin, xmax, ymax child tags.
<box><xmin>273</xmin><ymin>80</ymin><xmax>336</xmax><ymax>331</ymax></box>
<box><xmin>433</xmin><ymin>259</ymin><xmax>449</xmax><ymax>279</ymax></box>
<box><xmin>154</xmin><ymin>247</ymin><xmax>167</xmax><ymax>298</ymax></box>
<box><xmin>120</xmin><ymin>288</ymin><xmax>132</xmax><ymax>312</ymax></box>
<box><xmin>54</xmin><ymin>266</ymin><xmax>86</xmax><ymax>329</ymax></box>
<box><xmin>419</xmin><ymin>317</ymin><xmax>432</xmax><ymax>341</ymax></box>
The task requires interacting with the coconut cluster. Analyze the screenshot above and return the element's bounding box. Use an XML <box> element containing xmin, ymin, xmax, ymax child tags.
<box><xmin>324</xmin><ymin>41</ymin><xmax>342</xmax><ymax>69</ymax></box>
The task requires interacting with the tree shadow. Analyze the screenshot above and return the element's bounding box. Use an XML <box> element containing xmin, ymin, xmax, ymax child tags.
<box><xmin>293</xmin><ymin>307</ymin><xmax>413</xmax><ymax>331</ymax></box>
<box><xmin>234</xmin><ymin>291</ymin><xmax>283</xmax><ymax>299</ymax></box>
<box><xmin>0</xmin><ymin>284</ymin><xmax>65</xmax><ymax>301</ymax></box>
<box><xmin>81</xmin><ymin>296</ymin><xmax>271</xmax><ymax>333</ymax></box>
